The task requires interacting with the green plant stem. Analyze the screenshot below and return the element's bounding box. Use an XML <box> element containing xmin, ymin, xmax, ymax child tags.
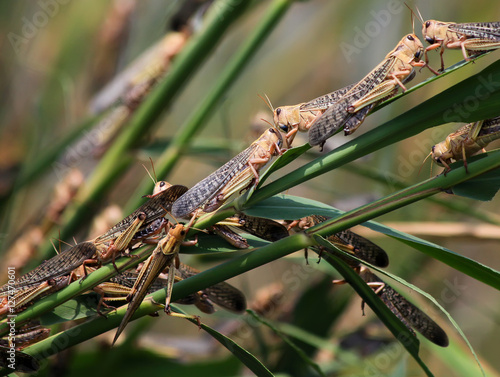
<box><xmin>125</xmin><ymin>0</ymin><xmax>295</xmax><ymax>214</ymax></box>
<box><xmin>19</xmin><ymin>233</ymin><xmax>312</xmax><ymax>362</ymax></box>
<box><xmin>35</xmin><ymin>0</ymin><xmax>252</xmax><ymax>262</ymax></box>
<box><xmin>306</xmin><ymin>152</ymin><xmax>500</xmax><ymax>239</ymax></box>
<box><xmin>10</xmin><ymin>151</ymin><xmax>500</xmax><ymax>367</ymax></box>
<box><xmin>342</xmin><ymin>162</ymin><xmax>500</xmax><ymax>225</ymax></box>
<box><xmin>0</xmin><ymin>246</ymin><xmax>154</xmax><ymax>337</ymax></box>
<box><xmin>318</xmin><ymin>250</ymin><xmax>433</xmax><ymax>377</ymax></box>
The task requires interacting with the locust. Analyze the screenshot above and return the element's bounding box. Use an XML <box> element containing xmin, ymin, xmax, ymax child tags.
<box><xmin>0</xmin><ymin>322</ymin><xmax>49</xmax><ymax>373</ymax></box>
<box><xmin>359</xmin><ymin>268</ymin><xmax>449</xmax><ymax>347</ymax></box>
<box><xmin>112</xmin><ymin>221</ymin><xmax>196</xmax><ymax>345</ymax></box>
<box><xmin>211</xmin><ymin>213</ymin><xmax>289</xmax><ymax>249</ymax></box>
<box><xmin>421</xmin><ymin>18</ymin><xmax>500</xmax><ymax>72</ymax></box>
<box><xmin>152</xmin><ymin>180</ymin><xmax>287</xmax><ymax>248</ymax></box>
<box><xmin>0</xmin><ymin>322</ymin><xmax>50</xmax><ymax>350</ymax></box>
<box><xmin>0</xmin><ymin>346</ymin><xmax>40</xmax><ymax>373</ymax></box>
<box><xmin>0</xmin><ymin>185</ymin><xmax>186</xmax><ymax>313</ymax></box>
<box><xmin>287</xmin><ymin>215</ymin><xmax>389</xmax><ymax>268</ymax></box>
<box><xmin>176</xmin><ymin>263</ymin><xmax>246</xmax><ymax>314</ymax></box>
<box><xmin>431</xmin><ymin>116</ymin><xmax>500</xmax><ymax>174</ymax></box>
<box><xmin>228</xmin><ymin>213</ymin><xmax>289</xmax><ymax>243</ymax></box>
<box><xmin>307</xmin><ymin>34</ymin><xmax>430</xmax><ymax>147</ymax></box>
<box><xmin>0</xmin><ymin>275</ymin><xmax>74</xmax><ymax>317</ymax></box>
<box><xmin>92</xmin><ymin>184</ymin><xmax>187</xmax><ymax>267</ymax></box>
<box><xmin>0</xmin><ymin>242</ymin><xmax>97</xmax><ymax>296</ymax></box>
<box><xmin>171</xmin><ymin>127</ymin><xmax>283</xmax><ymax>218</ymax></box>
<box><xmin>100</xmin><ymin>263</ymin><xmax>246</xmax><ymax>315</ymax></box>
<box><xmin>273</xmin><ymin>83</ymin><xmax>374</xmax><ymax>146</ymax></box>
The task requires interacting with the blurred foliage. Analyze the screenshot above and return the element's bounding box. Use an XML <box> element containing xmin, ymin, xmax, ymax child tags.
<box><xmin>1</xmin><ymin>1</ymin><xmax>500</xmax><ymax>376</ymax></box>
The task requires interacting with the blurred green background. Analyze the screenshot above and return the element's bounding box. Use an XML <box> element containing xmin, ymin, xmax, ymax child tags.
<box><xmin>0</xmin><ymin>1</ymin><xmax>499</xmax><ymax>376</ymax></box>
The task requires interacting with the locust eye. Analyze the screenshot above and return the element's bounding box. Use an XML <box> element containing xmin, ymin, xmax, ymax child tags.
<box><xmin>159</xmin><ymin>181</ymin><xmax>166</xmax><ymax>188</ymax></box>
<box><xmin>279</xmin><ymin>124</ymin><xmax>288</xmax><ymax>132</ymax></box>
<box><xmin>425</xmin><ymin>21</ymin><xmax>431</xmax><ymax>28</ymax></box>
<box><xmin>407</xmin><ymin>35</ymin><xmax>414</xmax><ymax>41</ymax></box>
<box><xmin>276</xmin><ymin>108</ymin><xmax>281</xmax><ymax>115</ymax></box>
<box><xmin>180</xmin><ymin>230</ymin><xmax>186</xmax><ymax>236</ymax></box>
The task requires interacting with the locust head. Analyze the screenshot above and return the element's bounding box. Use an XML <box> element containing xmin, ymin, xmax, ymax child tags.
<box><xmin>273</xmin><ymin>105</ymin><xmax>300</xmax><ymax>134</ymax></box>
<box><xmin>431</xmin><ymin>142</ymin><xmax>453</xmax><ymax>166</ymax></box>
<box><xmin>153</xmin><ymin>180</ymin><xmax>172</xmax><ymax>196</ymax></box>
<box><xmin>422</xmin><ymin>20</ymin><xmax>455</xmax><ymax>45</ymax></box>
<box><xmin>402</xmin><ymin>34</ymin><xmax>424</xmax><ymax>63</ymax></box>
<box><xmin>268</xmin><ymin>126</ymin><xmax>284</xmax><ymax>153</ymax></box>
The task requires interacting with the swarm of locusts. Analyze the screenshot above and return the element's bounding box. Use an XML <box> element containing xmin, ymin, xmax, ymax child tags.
<box><xmin>4</xmin><ymin>6</ymin><xmax>500</xmax><ymax>373</ymax></box>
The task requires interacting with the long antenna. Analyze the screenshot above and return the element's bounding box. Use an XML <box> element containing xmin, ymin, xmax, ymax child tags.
<box><xmin>258</xmin><ymin>93</ymin><xmax>275</xmax><ymax>113</ymax></box>
<box><xmin>405</xmin><ymin>2</ymin><xmax>424</xmax><ymax>28</ymax></box>
<box><xmin>142</xmin><ymin>158</ymin><xmax>157</xmax><ymax>186</ymax></box>
<box><xmin>418</xmin><ymin>151</ymin><xmax>432</xmax><ymax>177</ymax></box>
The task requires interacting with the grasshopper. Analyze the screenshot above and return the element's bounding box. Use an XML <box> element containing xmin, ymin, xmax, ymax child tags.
<box><xmin>0</xmin><ymin>322</ymin><xmax>50</xmax><ymax>350</ymax></box>
<box><xmin>99</xmin><ymin>270</ymin><xmax>217</xmax><ymax>314</ymax></box>
<box><xmin>274</xmin><ymin>84</ymin><xmax>374</xmax><ymax>146</ymax></box>
<box><xmin>227</xmin><ymin>213</ymin><xmax>289</xmax><ymax>243</ymax></box>
<box><xmin>92</xmin><ymin>184</ymin><xmax>187</xmax><ymax>267</ymax></box>
<box><xmin>287</xmin><ymin>215</ymin><xmax>389</xmax><ymax>268</ymax></box>
<box><xmin>0</xmin><ymin>346</ymin><xmax>40</xmax><ymax>373</ymax></box>
<box><xmin>0</xmin><ymin>275</ymin><xmax>73</xmax><ymax>317</ymax></box>
<box><xmin>101</xmin><ymin>263</ymin><xmax>246</xmax><ymax>315</ymax></box>
<box><xmin>171</xmin><ymin>127</ymin><xmax>283</xmax><ymax>218</ymax></box>
<box><xmin>211</xmin><ymin>213</ymin><xmax>289</xmax><ymax>249</ymax></box>
<box><xmin>308</xmin><ymin>34</ymin><xmax>430</xmax><ymax>146</ymax></box>
<box><xmin>422</xmin><ymin>18</ymin><xmax>500</xmax><ymax>72</ymax></box>
<box><xmin>176</xmin><ymin>263</ymin><xmax>246</xmax><ymax>314</ymax></box>
<box><xmin>0</xmin><ymin>242</ymin><xmax>97</xmax><ymax>295</ymax></box>
<box><xmin>112</xmin><ymin>221</ymin><xmax>196</xmax><ymax>345</ymax></box>
<box><xmin>148</xmin><ymin>181</ymin><xmax>280</xmax><ymax>249</ymax></box>
<box><xmin>210</xmin><ymin>224</ymin><xmax>250</xmax><ymax>249</ymax></box>
<box><xmin>0</xmin><ymin>322</ymin><xmax>49</xmax><ymax>372</ymax></box>
<box><xmin>359</xmin><ymin>268</ymin><xmax>449</xmax><ymax>347</ymax></box>
<box><xmin>431</xmin><ymin>116</ymin><xmax>500</xmax><ymax>174</ymax></box>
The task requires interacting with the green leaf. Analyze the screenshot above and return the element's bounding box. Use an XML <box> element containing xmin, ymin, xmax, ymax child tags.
<box><xmin>244</xmin><ymin>194</ymin><xmax>342</xmax><ymax>219</ymax></box>
<box><xmin>184</xmin><ymin>232</ymin><xmax>270</xmax><ymax>254</ymax></box>
<box><xmin>245</xmin><ymin>194</ymin><xmax>500</xmax><ymax>291</ymax></box>
<box><xmin>450</xmin><ymin>163</ymin><xmax>500</xmax><ymax>201</ymax></box>
<box><xmin>63</xmin><ymin>347</ymin><xmax>241</xmax><ymax>377</ymax></box>
<box><xmin>248</xmin><ymin>310</ymin><xmax>326</xmax><ymax>377</ymax></box>
<box><xmin>180</xmin><ymin>310</ymin><xmax>274</xmax><ymax>377</ymax></box>
<box><xmin>258</xmin><ymin>143</ymin><xmax>311</xmax><ymax>187</ymax></box>
<box><xmin>315</xmin><ymin>240</ymin><xmax>435</xmax><ymax>377</ymax></box>
<box><xmin>39</xmin><ymin>294</ymin><xmax>100</xmax><ymax>326</ymax></box>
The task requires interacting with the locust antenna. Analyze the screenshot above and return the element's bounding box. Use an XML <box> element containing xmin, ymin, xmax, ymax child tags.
<box><xmin>415</xmin><ymin>5</ymin><xmax>425</xmax><ymax>25</ymax></box>
<box><xmin>418</xmin><ymin>152</ymin><xmax>432</xmax><ymax>177</ymax></box>
<box><xmin>404</xmin><ymin>3</ymin><xmax>415</xmax><ymax>33</ymax></box>
<box><xmin>258</xmin><ymin>93</ymin><xmax>275</xmax><ymax>114</ymax></box>
<box><xmin>142</xmin><ymin>158</ymin><xmax>158</xmax><ymax>185</ymax></box>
